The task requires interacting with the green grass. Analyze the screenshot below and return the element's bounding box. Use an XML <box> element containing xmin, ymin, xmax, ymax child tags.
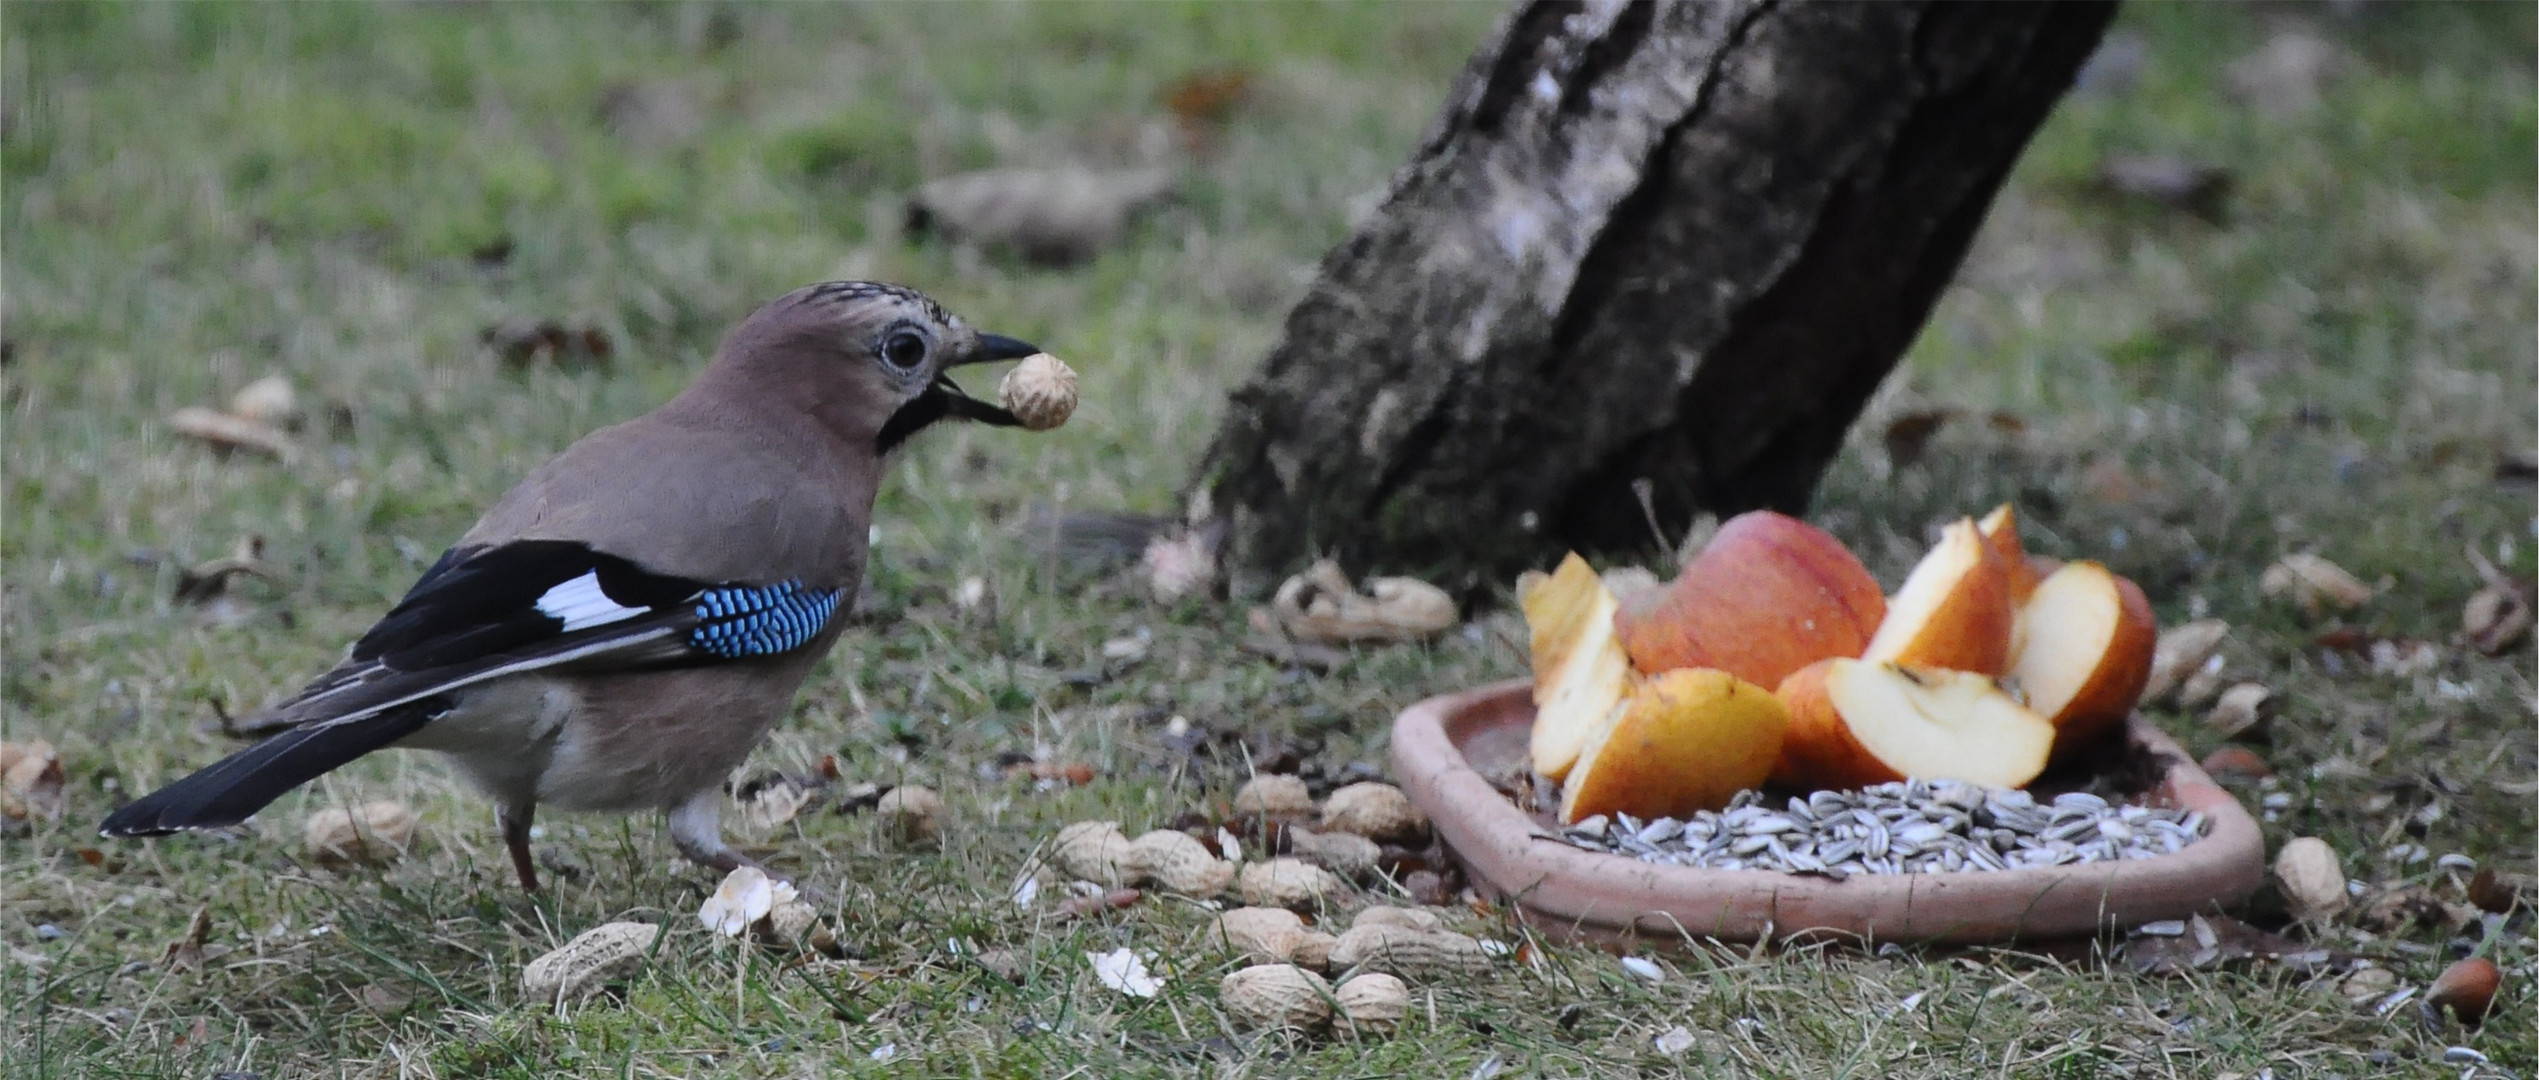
<box><xmin>5</xmin><ymin>2</ymin><xmax>2533</xmax><ymax>1076</ymax></box>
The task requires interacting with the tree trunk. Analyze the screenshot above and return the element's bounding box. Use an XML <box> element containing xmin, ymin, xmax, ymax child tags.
<box><xmin>1194</xmin><ymin>0</ymin><xmax>2117</xmax><ymax>592</ymax></box>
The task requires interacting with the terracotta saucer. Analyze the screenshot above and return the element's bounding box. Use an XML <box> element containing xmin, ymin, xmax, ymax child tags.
<box><xmin>1390</xmin><ymin>679</ymin><xmax>2265</xmax><ymax>948</ymax></box>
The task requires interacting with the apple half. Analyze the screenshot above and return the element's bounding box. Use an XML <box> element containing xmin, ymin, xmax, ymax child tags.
<box><xmin>2010</xmin><ymin>559</ymin><xmax>2157</xmax><ymax>765</ymax></box>
<box><xmin>1861</xmin><ymin>517</ymin><xmax>2016</xmax><ymax>676</ymax></box>
<box><xmin>1519</xmin><ymin>553</ymin><xmax>1636</xmax><ymax>782</ymax></box>
<box><xmin>1613</xmin><ymin>510</ymin><xmax>1887</xmax><ymax>688</ymax></box>
<box><xmin>1560</xmin><ymin>668</ymin><xmax>1788</xmax><ymax>824</ymax></box>
<box><xmin>1772</xmin><ymin>659</ymin><xmax>2054</xmax><ymax>791</ymax></box>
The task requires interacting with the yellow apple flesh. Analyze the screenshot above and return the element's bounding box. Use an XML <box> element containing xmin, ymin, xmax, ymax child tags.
<box><xmin>1520</xmin><ymin>553</ymin><xmax>1635</xmax><ymax>782</ymax></box>
<box><xmin>1560</xmin><ymin>668</ymin><xmax>1788</xmax><ymax>824</ymax></box>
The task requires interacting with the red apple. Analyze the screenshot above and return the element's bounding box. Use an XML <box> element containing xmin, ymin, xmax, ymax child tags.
<box><xmin>1861</xmin><ymin>517</ymin><xmax>2015</xmax><ymax>676</ymax></box>
<box><xmin>1560</xmin><ymin>668</ymin><xmax>1788</xmax><ymax>823</ymax></box>
<box><xmin>1613</xmin><ymin>511</ymin><xmax>1886</xmax><ymax>688</ymax></box>
<box><xmin>1773</xmin><ymin>659</ymin><xmax>2054</xmax><ymax>791</ymax></box>
<box><xmin>2010</xmin><ymin>560</ymin><xmax>2157</xmax><ymax>765</ymax></box>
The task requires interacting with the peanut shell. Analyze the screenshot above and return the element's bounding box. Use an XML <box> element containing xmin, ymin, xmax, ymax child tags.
<box><xmin>521</xmin><ymin>922</ymin><xmax>660</xmax><ymax>1005</ymax></box>
<box><xmin>303</xmin><ymin>800</ymin><xmax>420</xmax><ymax>864</ymax></box>
<box><xmin>1050</xmin><ymin>821</ymin><xmax>1135</xmax><ymax>886</ymax></box>
<box><xmin>1232</xmin><ymin>774</ymin><xmax>1316</xmax><ymax>819</ymax></box>
<box><xmin>1219</xmin><ymin>963</ymin><xmax>1333</xmax><ymax>1031</ymax></box>
<box><xmin>1238</xmin><ymin>857</ymin><xmax>1346</xmax><ymax>911</ymax></box>
<box><xmin>1327</xmin><ymin>923</ymin><xmax>1489</xmax><ymax>979</ymax></box>
<box><xmin>997</xmin><ymin>353</ymin><xmax>1077</xmax><ymax>431</ymax></box>
<box><xmin>1319</xmin><ymin>782</ymin><xmax>1424</xmax><ymax>843</ymax></box>
<box><xmin>1333</xmin><ymin>972</ymin><xmax>1410</xmax><ymax>1036</ymax></box>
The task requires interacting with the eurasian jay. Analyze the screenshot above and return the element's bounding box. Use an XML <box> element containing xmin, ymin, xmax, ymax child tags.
<box><xmin>101</xmin><ymin>281</ymin><xmax>1042</xmax><ymax>891</ymax></box>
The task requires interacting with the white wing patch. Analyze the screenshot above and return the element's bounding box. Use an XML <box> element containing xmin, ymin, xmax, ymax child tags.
<box><xmin>535</xmin><ymin>572</ymin><xmax>648</xmax><ymax>631</ymax></box>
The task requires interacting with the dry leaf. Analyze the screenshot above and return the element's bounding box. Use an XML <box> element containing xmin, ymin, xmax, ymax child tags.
<box><xmin>2352</xmin><ymin>885</ymin><xmax>2480</xmax><ymax>935</ymax></box>
<box><xmin>481</xmin><ymin>318</ymin><xmax>614</xmax><ymax>369</ymax></box>
<box><xmin>2462</xmin><ymin>547</ymin><xmax>2533</xmax><ymax>655</ymax></box>
<box><xmin>2467</xmin><ymin>867</ymin><xmax>2529</xmax><ymax>914</ymax></box>
<box><xmin>1267</xmin><ymin>560</ymin><xmax>1456</xmax><ymax>644</ymax></box>
<box><xmin>906</xmin><ymin>167</ymin><xmax>1180</xmax><ymax>265</ymax></box>
<box><xmin>1881</xmin><ymin>408</ymin><xmax>1956</xmax><ymax>468</ymax></box>
<box><xmin>2124</xmin><ymin>913</ymin><xmax>2325</xmax><ymax>975</ymax></box>
<box><xmin>174</xmin><ymin>535</ymin><xmax>281</xmax><ymax>605</ymax></box>
<box><xmin>0</xmin><ymin>740</ymin><xmax>65</xmax><ymax>822</ymax></box>
<box><xmin>168</xmin><ymin>406</ymin><xmax>296</xmax><ymax>461</ymax></box>
<box><xmin>735</xmin><ymin>779</ymin><xmax>812</xmax><ymax>836</ymax></box>
<box><xmin>303</xmin><ymin>800</ymin><xmax>420</xmax><ymax>864</ymax></box>
<box><xmin>1162</xmin><ymin>68</ymin><xmax>1253</xmax><ymax>134</ymax></box>
<box><xmin>162</xmin><ymin>908</ymin><xmax>211</xmax><ymax>972</ymax></box>
<box><xmin>2260</xmin><ymin>553</ymin><xmax>2372</xmax><ymax>614</ymax></box>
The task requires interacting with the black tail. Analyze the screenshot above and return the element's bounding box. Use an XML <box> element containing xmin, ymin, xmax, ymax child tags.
<box><xmin>98</xmin><ymin>701</ymin><xmax>444</xmax><ymax>837</ymax></box>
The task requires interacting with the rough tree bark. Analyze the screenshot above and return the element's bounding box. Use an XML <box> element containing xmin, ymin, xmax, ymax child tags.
<box><xmin>1193</xmin><ymin>0</ymin><xmax>2117</xmax><ymax>591</ymax></box>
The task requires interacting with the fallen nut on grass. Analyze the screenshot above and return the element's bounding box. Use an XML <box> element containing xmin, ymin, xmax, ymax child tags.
<box><xmin>2426</xmin><ymin>957</ymin><xmax>2502</xmax><ymax>1026</ymax></box>
<box><xmin>1351</xmin><ymin>906</ymin><xmax>1447</xmax><ymax>934</ymax></box>
<box><xmin>1220</xmin><ymin>963</ymin><xmax>1333</xmax><ymax>1032</ymax></box>
<box><xmin>1122</xmin><ymin>829</ymin><xmax>1237</xmax><ymax>896</ymax></box>
<box><xmin>1209</xmin><ymin>906</ymin><xmax>1309</xmax><ymax>964</ymax></box>
<box><xmin>303</xmin><ymin>800</ymin><xmax>420</xmax><ymax>864</ymax></box>
<box><xmin>2275</xmin><ymin>836</ymin><xmax>2348</xmax><ymax>921</ymax></box>
<box><xmin>1326</xmin><ymin>923</ymin><xmax>1490</xmax><ymax>979</ymax></box>
<box><xmin>2259</xmin><ymin>553</ymin><xmax>2373</xmax><ymax>613</ymax></box>
<box><xmin>1238</xmin><ymin>857</ymin><xmax>1347</xmax><ymax>911</ymax></box>
<box><xmin>997</xmin><ymin>353</ymin><xmax>1078</xmax><ymax>431</ymax></box>
<box><xmin>1232</xmin><ymin>774</ymin><xmax>1316</xmax><ymax>819</ymax></box>
<box><xmin>1333</xmin><ymin>972</ymin><xmax>1410</xmax><ymax>1036</ymax></box>
<box><xmin>1050</xmin><ymin>820</ymin><xmax>1135</xmax><ymax>886</ymax></box>
<box><xmin>1270</xmin><ymin>560</ymin><xmax>1457</xmax><ymax>644</ymax></box>
<box><xmin>876</xmin><ymin>785</ymin><xmax>945</xmax><ymax>847</ymax></box>
<box><xmin>2143</xmin><ymin>619</ymin><xmax>2230</xmax><ymax>704</ymax></box>
<box><xmin>1285</xmin><ymin>827</ymin><xmax>1381</xmax><ymax>878</ymax></box>
<box><xmin>1319</xmin><ymin>782</ymin><xmax>1425</xmax><ymax>843</ymax></box>
<box><xmin>522</xmin><ymin>922</ymin><xmax>661</xmax><ymax>1005</ymax></box>
<box><xmin>2205</xmin><ymin>683</ymin><xmax>2274</xmax><ymax>740</ymax></box>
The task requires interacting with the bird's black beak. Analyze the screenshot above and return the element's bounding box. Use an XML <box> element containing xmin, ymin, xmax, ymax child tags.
<box><xmin>875</xmin><ymin>332</ymin><xmax>1042</xmax><ymax>452</ymax></box>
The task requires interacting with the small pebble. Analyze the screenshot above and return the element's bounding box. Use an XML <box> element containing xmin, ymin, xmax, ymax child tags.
<box><xmin>1620</xmin><ymin>956</ymin><xmax>1663</xmax><ymax>982</ymax></box>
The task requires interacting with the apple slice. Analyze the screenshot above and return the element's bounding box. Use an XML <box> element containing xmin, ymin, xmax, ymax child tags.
<box><xmin>1977</xmin><ymin>503</ymin><xmax>2044</xmax><ymax>606</ymax></box>
<box><xmin>1560</xmin><ymin>668</ymin><xmax>1788</xmax><ymax>824</ymax></box>
<box><xmin>1861</xmin><ymin>517</ymin><xmax>2015</xmax><ymax>675</ymax></box>
<box><xmin>1773</xmin><ymin>659</ymin><xmax>2054</xmax><ymax>791</ymax></box>
<box><xmin>1519</xmin><ymin>553</ymin><xmax>1635</xmax><ymax>782</ymax></box>
<box><xmin>2011</xmin><ymin>560</ymin><xmax>2157</xmax><ymax>765</ymax></box>
<box><xmin>1613</xmin><ymin>510</ymin><xmax>1886</xmax><ymax>688</ymax></box>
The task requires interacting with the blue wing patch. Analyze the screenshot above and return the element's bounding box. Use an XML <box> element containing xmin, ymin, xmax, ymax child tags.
<box><xmin>689</xmin><ymin>581</ymin><xmax>844</xmax><ymax>659</ymax></box>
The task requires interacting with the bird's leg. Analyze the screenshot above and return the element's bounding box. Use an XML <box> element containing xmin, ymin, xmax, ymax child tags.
<box><xmin>499</xmin><ymin>802</ymin><xmax>541</xmax><ymax>892</ymax></box>
<box><xmin>668</xmin><ymin>788</ymin><xmax>772</xmax><ymax>878</ymax></box>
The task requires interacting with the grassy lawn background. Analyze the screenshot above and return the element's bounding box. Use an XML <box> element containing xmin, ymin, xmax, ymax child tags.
<box><xmin>4</xmin><ymin>2</ymin><xmax>2532</xmax><ymax>1076</ymax></box>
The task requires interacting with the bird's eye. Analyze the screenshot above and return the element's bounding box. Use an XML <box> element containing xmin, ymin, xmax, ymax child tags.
<box><xmin>880</xmin><ymin>331</ymin><xmax>928</xmax><ymax>371</ymax></box>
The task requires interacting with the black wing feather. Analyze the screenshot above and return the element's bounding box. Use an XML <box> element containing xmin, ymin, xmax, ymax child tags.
<box><xmin>99</xmin><ymin>697</ymin><xmax>448</xmax><ymax>835</ymax></box>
